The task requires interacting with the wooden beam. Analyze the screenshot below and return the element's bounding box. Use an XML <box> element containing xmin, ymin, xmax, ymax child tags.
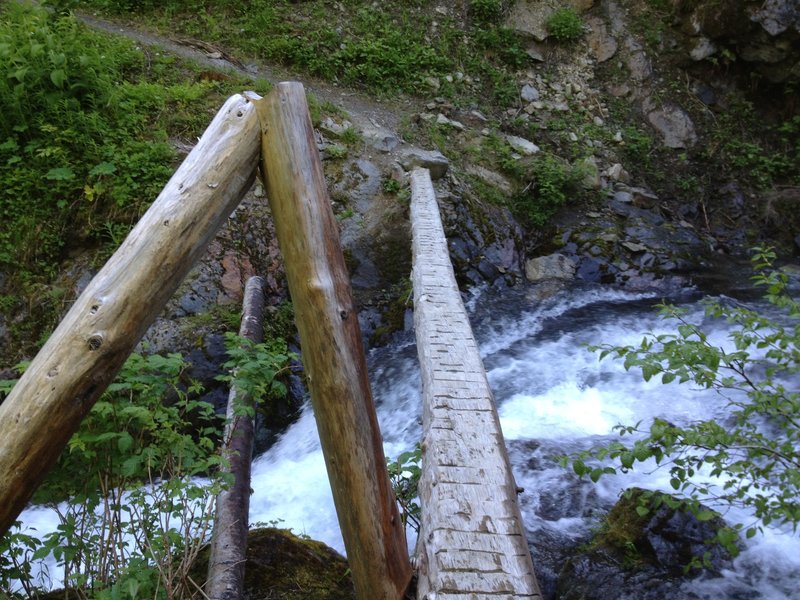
<box><xmin>206</xmin><ymin>276</ymin><xmax>265</xmax><ymax>600</ymax></box>
<box><xmin>0</xmin><ymin>94</ymin><xmax>261</xmax><ymax>536</ymax></box>
<box><xmin>410</xmin><ymin>168</ymin><xmax>542</xmax><ymax>599</ymax></box>
<box><xmin>254</xmin><ymin>83</ymin><xmax>412</xmax><ymax>599</ymax></box>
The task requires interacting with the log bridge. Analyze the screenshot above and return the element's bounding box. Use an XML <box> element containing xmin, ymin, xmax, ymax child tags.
<box><xmin>411</xmin><ymin>169</ymin><xmax>541</xmax><ymax>599</ymax></box>
<box><xmin>0</xmin><ymin>86</ymin><xmax>542</xmax><ymax>599</ymax></box>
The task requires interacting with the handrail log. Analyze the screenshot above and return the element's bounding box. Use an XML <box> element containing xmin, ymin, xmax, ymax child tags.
<box><xmin>410</xmin><ymin>168</ymin><xmax>542</xmax><ymax>599</ymax></box>
<box><xmin>0</xmin><ymin>94</ymin><xmax>261</xmax><ymax>535</ymax></box>
<box><xmin>254</xmin><ymin>83</ymin><xmax>412</xmax><ymax>600</ymax></box>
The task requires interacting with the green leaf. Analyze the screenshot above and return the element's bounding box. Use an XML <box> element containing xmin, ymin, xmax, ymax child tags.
<box><xmin>50</xmin><ymin>68</ymin><xmax>67</xmax><ymax>87</ymax></box>
<box><xmin>89</xmin><ymin>161</ymin><xmax>116</xmax><ymax>176</ymax></box>
<box><xmin>696</xmin><ymin>510</ymin><xmax>716</xmax><ymax>522</ymax></box>
<box><xmin>45</xmin><ymin>166</ymin><xmax>75</xmax><ymax>181</ymax></box>
<box><xmin>635</xmin><ymin>505</ymin><xmax>650</xmax><ymax>517</ymax></box>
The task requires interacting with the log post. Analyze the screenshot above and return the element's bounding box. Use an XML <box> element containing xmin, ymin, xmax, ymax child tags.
<box><xmin>253</xmin><ymin>83</ymin><xmax>412</xmax><ymax>599</ymax></box>
<box><xmin>0</xmin><ymin>94</ymin><xmax>261</xmax><ymax>536</ymax></box>
<box><xmin>206</xmin><ymin>276</ymin><xmax>265</xmax><ymax>600</ymax></box>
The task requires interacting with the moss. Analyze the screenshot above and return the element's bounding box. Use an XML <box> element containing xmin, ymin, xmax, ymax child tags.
<box><xmin>192</xmin><ymin>528</ymin><xmax>355</xmax><ymax>599</ymax></box>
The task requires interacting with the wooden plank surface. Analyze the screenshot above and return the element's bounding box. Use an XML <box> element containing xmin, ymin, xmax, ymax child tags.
<box><xmin>0</xmin><ymin>94</ymin><xmax>261</xmax><ymax>535</ymax></box>
<box><xmin>410</xmin><ymin>168</ymin><xmax>542</xmax><ymax>600</ymax></box>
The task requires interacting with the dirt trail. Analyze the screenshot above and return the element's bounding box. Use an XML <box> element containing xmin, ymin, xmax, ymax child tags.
<box><xmin>77</xmin><ymin>11</ymin><xmax>416</xmax><ymax>135</ymax></box>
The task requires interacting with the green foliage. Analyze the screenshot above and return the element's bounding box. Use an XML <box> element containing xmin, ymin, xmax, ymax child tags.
<box><xmin>545</xmin><ymin>7</ymin><xmax>583</xmax><ymax>42</ymax></box>
<box><xmin>514</xmin><ymin>154</ymin><xmax>585</xmax><ymax>226</ymax></box>
<box><xmin>0</xmin><ymin>352</ymin><xmax>227</xmax><ymax>597</ymax></box>
<box><xmin>572</xmin><ymin>247</ymin><xmax>800</xmax><ymax>555</ymax></box>
<box><xmin>387</xmin><ymin>444</ymin><xmax>422</xmax><ymax>532</ymax></box>
<box><xmin>469</xmin><ymin>0</ymin><xmax>505</xmax><ymax>25</ymax></box>
<box><xmin>216</xmin><ymin>332</ymin><xmax>295</xmax><ymax>416</ymax></box>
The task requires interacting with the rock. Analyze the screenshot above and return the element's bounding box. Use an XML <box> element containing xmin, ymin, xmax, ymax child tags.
<box><xmin>424</xmin><ymin>76</ymin><xmax>440</xmax><ymax>90</ymax></box>
<box><xmin>625</xmin><ymin>38</ymin><xmax>653</xmax><ymax>81</ymax></box>
<box><xmin>191</xmin><ymin>528</ymin><xmax>355</xmax><ymax>599</ymax></box>
<box><xmin>751</xmin><ymin>0</ymin><xmax>800</xmax><ymax>36</ymax></box>
<box><xmin>605</xmin><ymin>163</ymin><xmax>630</xmax><ymax>183</ymax></box>
<box><xmin>526</xmin><ymin>44</ymin><xmax>545</xmax><ymax>62</ymax></box>
<box><xmin>436</xmin><ymin>113</ymin><xmax>466</xmax><ymax>130</ymax></box>
<box><xmin>586</xmin><ymin>16</ymin><xmax>618</xmax><ymax>62</ymax></box>
<box><xmin>465</xmin><ymin>164</ymin><xmax>515</xmax><ymax>195</ymax></box>
<box><xmin>399</xmin><ymin>148</ymin><xmax>449</xmax><ymax>179</ymax></box>
<box><xmin>521</xmin><ymin>83</ymin><xmax>540</xmax><ymax>102</ymax></box>
<box><xmin>569</xmin><ymin>0</ymin><xmax>595</xmax><ymax>13</ymax></box>
<box><xmin>623</xmin><ymin>241</ymin><xmax>648</xmax><ymax>253</ymax></box>
<box><xmin>505</xmin><ymin>134</ymin><xmax>540</xmax><ymax>155</ymax></box>
<box><xmin>505</xmin><ymin>1</ymin><xmax>550</xmax><ymax>41</ymax></box>
<box><xmin>577</xmin><ymin>157</ymin><xmax>601</xmax><ymax>189</ymax></box>
<box><xmin>630</xmin><ymin>187</ymin><xmax>659</xmax><ymax>209</ymax></box>
<box><xmin>645</xmin><ymin>103</ymin><xmax>698</xmax><ymax>149</ymax></box>
<box><xmin>360</xmin><ymin>124</ymin><xmax>400</xmax><ymax>152</ymax></box>
<box><xmin>556</xmin><ymin>488</ymin><xmax>733</xmax><ymax>600</ymax></box>
<box><xmin>689</xmin><ymin>37</ymin><xmax>717</xmax><ymax>61</ymax></box>
<box><xmin>318</xmin><ymin>117</ymin><xmax>353</xmax><ymax>138</ymax></box>
<box><xmin>525</xmin><ymin>253</ymin><xmax>577</xmax><ymax>281</ymax></box>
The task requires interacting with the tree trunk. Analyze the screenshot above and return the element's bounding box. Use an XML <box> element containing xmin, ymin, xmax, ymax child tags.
<box><xmin>253</xmin><ymin>83</ymin><xmax>412</xmax><ymax>599</ymax></box>
<box><xmin>0</xmin><ymin>94</ymin><xmax>261</xmax><ymax>536</ymax></box>
<box><xmin>206</xmin><ymin>276</ymin><xmax>265</xmax><ymax>600</ymax></box>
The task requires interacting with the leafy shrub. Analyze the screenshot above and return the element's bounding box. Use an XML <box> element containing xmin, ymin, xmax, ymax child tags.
<box><xmin>0</xmin><ymin>5</ymin><xmax>178</xmax><ymax>274</ymax></box>
<box><xmin>546</xmin><ymin>7</ymin><xmax>583</xmax><ymax>42</ymax></box>
<box><xmin>0</xmin><ymin>333</ymin><xmax>294</xmax><ymax>597</ymax></box>
<box><xmin>469</xmin><ymin>0</ymin><xmax>505</xmax><ymax>25</ymax></box>
<box><xmin>514</xmin><ymin>154</ymin><xmax>584</xmax><ymax>226</ymax></box>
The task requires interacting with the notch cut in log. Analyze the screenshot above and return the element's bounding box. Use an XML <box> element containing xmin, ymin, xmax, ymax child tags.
<box><xmin>206</xmin><ymin>276</ymin><xmax>265</xmax><ymax>600</ymax></box>
<box><xmin>0</xmin><ymin>94</ymin><xmax>261</xmax><ymax>536</ymax></box>
<box><xmin>253</xmin><ymin>83</ymin><xmax>412</xmax><ymax>600</ymax></box>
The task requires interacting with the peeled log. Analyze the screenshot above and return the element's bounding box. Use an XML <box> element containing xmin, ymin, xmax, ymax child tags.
<box><xmin>254</xmin><ymin>83</ymin><xmax>412</xmax><ymax>599</ymax></box>
<box><xmin>206</xmin><ymin>276</ymin><xmax>265</xmax><ymax>600</ymax></box>
<box><xmin>0</xmin><ymin>94</ymin><xmax>261</xmax><ymax>536</ymax></box>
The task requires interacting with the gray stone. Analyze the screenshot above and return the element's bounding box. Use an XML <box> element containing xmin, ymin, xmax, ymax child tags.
<box><xmin>319</xmin><ymin>117</ymin><xmax>353</xmax><ymax>138</ymax></box>
<box><xmin>751</xmin><ymin>0</ymin><xmax>800</xmax><ymax>36</ymax></box>
<box><xmin>690</xmin><ymin>37</ymin><xmax>717</xmax><ymax>61</ymax></box>
<box><xmin>526</xmin><ymin>44</ymin><xmax>545</xmax><ymax>62</ymax></box>
<box><xmin>521</xmin><ymin>83</ymin><xmax>540</xmax><ymax>102</ymax></box>
<box><xmin>623</xmin><ymin>241</ymin><xmax>647</xmax><ymax>253</ymax></box>
<box><xmin>505</xmin><ymin>134</ymin><xmax>540</xmax><ymax>155</ymax></box>
<box><xmin>605</xmin><ymin>163</ymin><xmax>630</xmax><ymax>183</ymax></box>
<box><xmin>399</xmin><ymin>148</ymin><xmax>450</xmax><ymax>180</ymax></box>
<box><xmin>586</xmin><ymin>17</ymin><xmax>618</xmax><ymax>62</ymax></box>
<box><xmin>465</xmin><ymin>164</ymin><xmax>515</xmax><ymax>195</ymax></box>
<box><xmin>646</xmin><ymin>104</ymin><xmax>698</xmax><ymax>149</ymax></box>
<box><xmin>525</xmin><ymin>253</ymin><xmax>577</xmax><ymax>282</ymax></box>
<box><xmin>505</xmin><ymin>1</ymin><xmax>550</xmax><ymax>41</ymax></box>
<box><xmin>361</xmin><ymin>124</ymin><xmax>400</xmax><ymax>152</ymax></box>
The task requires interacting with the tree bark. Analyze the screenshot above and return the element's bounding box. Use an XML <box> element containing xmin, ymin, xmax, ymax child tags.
<box><xmin>206</xmin><ymin>276</ymin><xmax>265</xmax><ymax>600</ymax></box>
<box><xmin>0</xmin><ymin>94</ymin><xmax>261</xmax><ymax>536</ymax></box>
<box><xmin>253</xmin><ymin>83</ymin><xmax>412</xmax><ymax>599</ymax></box>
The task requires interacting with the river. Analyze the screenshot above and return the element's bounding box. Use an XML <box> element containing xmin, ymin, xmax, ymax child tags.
<box><xmin>14</xmin><ymin>280</ymin><xmax>800</xmax><ymax>597</ymax></box>
<box><xmin>248</xmin><ymin>280</ymin><xmax>800</xmax><ymax>599</ymax></box>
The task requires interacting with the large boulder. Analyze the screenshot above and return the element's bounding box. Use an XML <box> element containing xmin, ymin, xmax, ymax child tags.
<box><xmin>556</xmin><ymin>488</ymin><xmax>733</xmax><ymax>600</ymax></box>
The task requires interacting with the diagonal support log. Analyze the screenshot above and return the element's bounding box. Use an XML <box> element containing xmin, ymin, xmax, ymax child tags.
<box><xmin>0</xmin><ymin>94</ymin><xmax>261</xmax><ymax>536</ymax></box>
<box><xmin>254</xmin><ymin>83</ymin><xmax>412</xmax><ymax>600</ymax></box>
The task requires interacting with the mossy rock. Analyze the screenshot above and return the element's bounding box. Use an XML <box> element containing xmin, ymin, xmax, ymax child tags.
<box><xmin>193</xmin><ymin>528</ymin><xmax>355</xmax><ymax>599</ymax></box>
<box><xmin>592</xmin><ymin>487</ymin><xmax>731</xmax><ymax>573</ymax></box>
